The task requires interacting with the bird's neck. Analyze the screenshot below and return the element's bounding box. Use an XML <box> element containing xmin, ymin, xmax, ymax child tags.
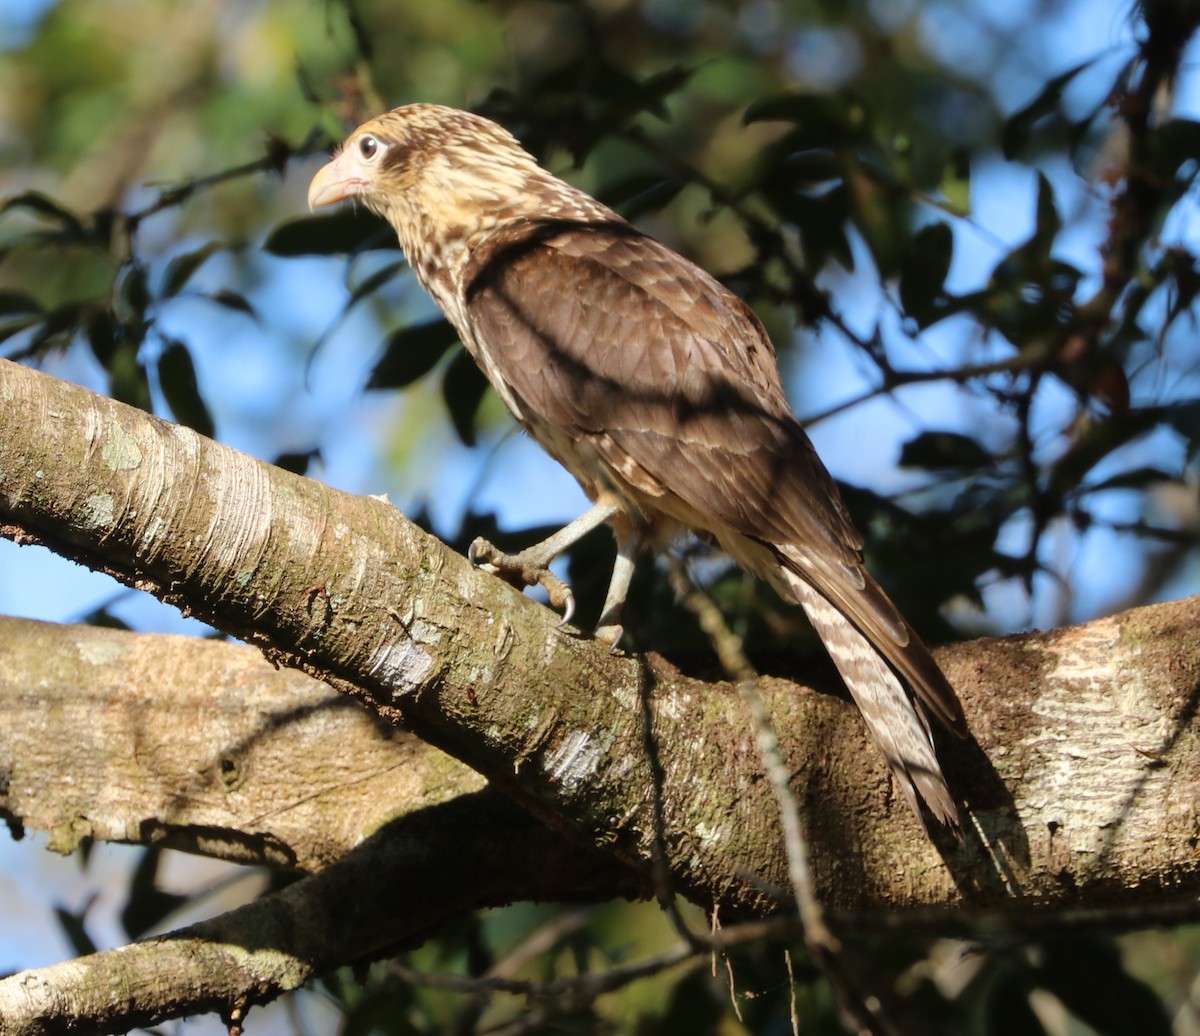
<box><xmin>385</xmin><ymin>162</ymin><xmax>614</xmax><ymax>324</ymax></box>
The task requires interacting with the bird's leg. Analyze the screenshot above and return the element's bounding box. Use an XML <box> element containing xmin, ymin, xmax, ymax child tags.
<box><xmin>468</xmin><ymin>500</ymin><xmax>621</xmax><ymax>627</ymax></box>
<box><xmin>594</xmin><ymin>533</ymin><xmax>640</xmax><ymax>648</ymax></box>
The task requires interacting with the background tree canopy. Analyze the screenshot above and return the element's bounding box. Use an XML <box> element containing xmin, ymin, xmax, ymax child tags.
<box><xmin>1</xmin><ymin>0</ymin><xmax>1199</xmax><ymax>1033</ymax></box>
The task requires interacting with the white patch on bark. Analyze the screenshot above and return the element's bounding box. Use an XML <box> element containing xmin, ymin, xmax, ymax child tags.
<box><xmin>1022</xmin><ymin>616</ymin><xmax>1169</xmax><ymax>861</ymax></box>
<box><xmin>81</xmin><ymin>493</ymin><xmax>115</xmax><ymax>528</ymax></box>
<box><xmin>101</xmin><ymin>419</ymin><xmax>142</xmax><ymax>471</ymax></box>
<box><xmin>369</xmin><ymin>638</ymin><xmax>434</xmax><ymax>691</ymax></box>
<box><xmin>544</xmin><ymin>730</ymin><xmax>601</xmax><ymax>790</ymax></box>
<box><xmin>75</xmin><ymin>634</ymin><xmax>130</xmax><ymax>667</ymax></box>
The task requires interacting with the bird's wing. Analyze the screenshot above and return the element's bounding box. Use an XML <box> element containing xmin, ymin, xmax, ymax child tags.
<box><xmin>462</xmin><ymin>219</ymin><xmax>966</xmax><ymax>738</ymax></box>
<box><xmin>462</xmin><ymin>220</ymin><xmax>861</xmax><ymax>564</ymax></box>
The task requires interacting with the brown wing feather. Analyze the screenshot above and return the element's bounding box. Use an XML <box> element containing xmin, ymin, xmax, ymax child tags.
<box><xmin>463</xmin><ymin>219</ymin><xmax>965</xmax><ymax>737</ymax></box>
<box><xmin>463</xmin><ymin>223</ymin><xmax>855</xmax><ymax>550</ymax></box>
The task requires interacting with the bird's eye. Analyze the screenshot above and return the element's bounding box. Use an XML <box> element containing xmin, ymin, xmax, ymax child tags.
<box><xmin>359</xmin><ymin>135</ymin><xmax>379</xmax><ymax>160</ymax></box>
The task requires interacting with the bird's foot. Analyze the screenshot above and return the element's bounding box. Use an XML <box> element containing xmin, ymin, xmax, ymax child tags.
<box><xmin>468</xmin><ymin>536</ymin><xmax>576</xmax><ymax>626</ymax></box>
<box><xmin>594</xmin><ymin>623</ymin><xmax>626</xmax><ymax>652</ymax></box>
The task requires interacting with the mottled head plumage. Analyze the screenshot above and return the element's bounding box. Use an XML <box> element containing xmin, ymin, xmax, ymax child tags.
<box><xmin>308</xmin><ymin>104</ymin><xmax>616</xmax><ymax>312</ymax></box>
<box><xmin>310</xmin><ymin>104</ymin><xmax>607</xmax><ymax>237</ymax></box>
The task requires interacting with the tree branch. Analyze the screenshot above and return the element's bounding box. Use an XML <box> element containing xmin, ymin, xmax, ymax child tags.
<box><xmin>0</xmin><ymin>786</ymin><xmax>640</xmax><ymax>1036</ymax></box>
<box><xmin>3</xmin><ymin>357</ymin><xmax>1200</xmax><ymax>924</ymax></box>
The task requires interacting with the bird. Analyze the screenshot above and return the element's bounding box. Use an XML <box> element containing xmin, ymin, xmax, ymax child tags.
<box><xmin>307</xmin><ymin>103</ymin><xmax>968</xmax><ymax>831</ymax></box>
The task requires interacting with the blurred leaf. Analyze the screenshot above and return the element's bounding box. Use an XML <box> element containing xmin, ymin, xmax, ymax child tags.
<box><xmin>120</xmin><ymin>848</ymin><xmax>190</xmax><ymax>940</ymax></box>
<box><xmin>762</xmin><ymin>183</ymin><xmax>853</xmax><ymax>270</ymax></box>
<box><xmin>940</xmin><ymin>151</ymin><xmax>971</xmax><ymax>216</ymax></box>
<box><xmin>346</xmin><ymin>259</ymin><xmax>407</xmax><ymax>310</ymax></box>
<box><xmin>77</xmin><ymin>603</ymin><xmax>133</xmax><ymax>630</ymax></box>
<box><xmin>1036</xmin><ymin>937</ymin><xmax>1171</xmax><ymax>1036</ymax></box>
<box><xmin>1145</xmin><ymin>118</ymin><xmax>1200</xmax><ymax>181</ymax></box>
<box><xmin>108</xmin><ymin>340</ymin><xmax>153</xmax><ymax>412</ymax></box>
<box><xmin>264</xmin><ymin>208</ymin><xmax>393</xmax><ymax>256</ymax></box>
<box><xmin>0</xmin><ymin>314</ymin><xmax>41</xmax><ymax>347</ymax></box>
<box><xmin>1154</xmin><ymin>398</ymin><xmax>1200</xmax><ymax>439</ymax></box>
<box><xmin>1032</xmin><ymin>171</ymin><xmax>1060</xmax><ymax>252</ymax></box>
<box><xmin>20</xmin><ymin>302</ymin><xmax>91</xmax><ymax>359</ymax></box>
<box><xmin>442</xmin><ymin>347</ymin><xmax>491</xmax><ymax>447</ymax></box>
<box><xmin>781</xmin><ymin>149</ymin><xmax>845</xmax><ymax>188</ymax></box>
<box><xmin>1002</xmin><ymin>58</ymin><xmax>1098</xmax><ymax>159</ymax></box>
<box><xmin>85</xmin><ymin>310</ymin><xmax>119</xmax><ymax>366</ymax></box>
<box><xmin>274</xmin><ymin>447</ymin><xmax>321</xmax><ymax>474</ymax></box>
<box><xmin>599</xmin><ymin>173</ymin><xmax>685</xmax><ymax>220</ymax></box>
<box><xmin>1084</xmin><ymin>466</ymin><xmax>1175</xmax><ymax>493</ymax></box>
<box><xmin>204</xmin><ymin>289</ymin><xmax>257</xmax><ymax>320</ymax></box>
<box><xmin>158</xmin><ymin>337</ymin><xmax>215</xmax><ymax>438</ymax></box>
<box><xmin>1049</xmin><ymin>410</ymin><xmax>1159</xmax><ymax>494</ymax></box>
<box><xmin>899</xmin><ymin>222</ymin><xmax>953</xmax><ymax>327</ymax></box>
<box><xmin>745</xmin><ymin>93</ymin><xmax>866</xmax><ymax>144</ymax></box>
<box><xmin>161</xmin><ymin>242</ymin><xmax>223</xmax><ymax>298</ymax></box>
<box><xmin>0</xmin><ymin>289</ymin><xmax>42</xmax><ymax>317</ymax></box>
<box><xmin>985</xmin><ymin>967</ymin><xmax>1048</xmax><ymax>1036</ymax></box>
<box><xmin>369</xmin><ymin>319</ymin><xmax>460</xmax><ymax>389</ymax></box>
<box><xmin>54</xmin><ymin>897</ymin><xmax>99</xmax><ymax>958</ymax></box>
<box><xmin>899</xmin><ymin>430</ymin><xmax>991</xmax><ymax>472</ymax></box>
<box><xmin>0</xmin><ymin>190</ymin><xmax>85</xmax><ymax>236</ymax></box>
<box><xmin>120</xmin><ymin>265</ymin><xmax>151</xmax><ymax>319</ymax></box>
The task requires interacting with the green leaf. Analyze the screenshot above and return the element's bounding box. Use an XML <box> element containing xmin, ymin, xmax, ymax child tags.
<box><xmin>599</xmin><ymin>173</ymin><xmax>685</xmax><ymax>220</ymax></box>
<box><xmin>161</xmin><ymin>242</ymin><xmax>223</xmax><ymax>297</ymax></box>
<box><xmin>273</xmin><ymin>448</ymin><xmax>321</xmax><ymax>475</ymax></box>
<box><xmin>1001</xmin><ymin>57</ymin><xmax>1098</xmax><ymax>159</ymax></box>
<box><xmin>54</xmin><ymin>900</ymin><xmax>99</xmax><ymax>958</ymax></box>
<box><xmin>205</xmin><ymin>289</ymin><xmax>257</xmax><ymax>320</ymax></box>
<box><xmin>346</xmin><ymin>259</ymin><xmax>407</xmax><ymax>310</ymax></box>
<box><xmin>264</xmin><ymin>208</ymin><xmax>393</xmax><ymax>256</ymax></box>
<box><xmin>85</xmin><ymin>310</ymin><xmax>119</xmax><ymax>366</ymax></box>
<box><xmin>0</xmin><ymin>190</ymin><xmax>85</xmax><ymax>235</ymax></box>
<box><xmin>120</xmin><ymin>265</ymin><xmax>151</xmax><ymax>319</ymax></box>
<box><xmin>120</xmin><ymin>848</ymin><xmax>190</xmax><ymax>940</ymax></box>
<box><xmin>0</xmin><ymin>289</ymin><xmax>42</xmax><ymax>317</ymax></box>
<box><xmin>442</xmin><ymin>347</ymin><xmax>491</xmax><ymax>447</ymax></box>
<box><xmin>899</xmin><ymin>222</ymin><xmax>953</xmax><ymax>327</ymax></box>
<box><xmin>1033</xmin><ymin>171</ymin><xmax>1060</xmax><ymax>250</ymax></box>
<box><xmin>157</xmin><ymin>337</ymin><xmax>215</xmax><ymax>438</ymax></box>
<box><xmin>369</xmin><ymin>319</ymin><xmax>460</xmax><ymax>389</ymax></box>
<box><xmin>744</xmin><ymin>93</ymin><xmax>865</xmax><ymax>139</ymax></box>
<box><xmin>1036</xmin><ymin>937</ymin><xmax>1172</xmax><ymax>1036</ymax></box>
<box><xmin>898</xmin><ymin>430</ymin><xmax>992</xmax><ymax>472</ymax></box>
<box><xmin>108</xmin><ymin>340</ymin><xmax>152</xmax><ymax>412</ymax></box>
<box><xmin>1146</xmin><ymin>118</ymin><xmax>1200</xmax><ymax>180</ymax></box>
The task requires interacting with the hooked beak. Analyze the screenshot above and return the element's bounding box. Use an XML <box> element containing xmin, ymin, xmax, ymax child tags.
<box><xmin>307</xmin><ymin>150</ymin><xmax>366</xmax><ymax>211</ymax></box>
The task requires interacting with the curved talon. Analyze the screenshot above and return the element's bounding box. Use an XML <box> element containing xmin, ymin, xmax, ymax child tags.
<box><xmin>557</xmin><ymin>588</ymin><xmax>576</xmax><ymax>628</ymax></box>
<box><xmin>467</xmin><ymin>535</ymin><xmax>579</xmax><ymax>627</ymax></box>
<box><xmin>467</xmin><ymin>537</ymin><xmax>493</xmax><ymax>566</ymax></box>
<box><xmin>594</xmin><ymin>623</ymin><xmax>625</xmax><ymax>650</ymax></box>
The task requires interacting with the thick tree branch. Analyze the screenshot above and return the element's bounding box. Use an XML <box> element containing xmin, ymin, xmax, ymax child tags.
<box><xmin>3</xmin><ymin>358</ymin><xmax>1200</xmax><ymax>924</ymax></box>
<box><xmin>0</xmin><ymin>615</ymin><xmax>486</xmax><ymax>870</ymax></box>
<box><xmin>0</xmin><ymin>786</ymin><xmax>640</xmax><ymax>1036</ymax></box>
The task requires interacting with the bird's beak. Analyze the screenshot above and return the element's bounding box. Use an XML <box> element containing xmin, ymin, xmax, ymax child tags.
<box><xmin>307</xmin><ymin>151</ymin><xmax>365</xmax><ymax>211</ymax></box>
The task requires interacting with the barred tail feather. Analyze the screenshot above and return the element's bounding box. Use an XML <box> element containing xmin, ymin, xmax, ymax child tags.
<box><xmin>718</xmin><ymin>531</ymin><xmax>961</xmax><ymax>831</ymax></box>
<box><xmin>782</xmin><ymin>573</ymin><xmax>960</xmax><ymax>831</ymax></box>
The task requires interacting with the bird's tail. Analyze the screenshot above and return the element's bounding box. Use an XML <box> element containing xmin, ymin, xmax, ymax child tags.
<box><xmin>780</xmin><ymin>572</ymin><xmax>959</xmax><ymax>831</ymax></box>
<box><xmin>721</xmin><ymin>534</ymin><xmax>961</xmax><ymax>832</ymax></box>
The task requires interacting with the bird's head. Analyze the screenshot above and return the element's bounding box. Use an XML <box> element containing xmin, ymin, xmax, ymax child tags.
<box><xmin>307</xmin><ymin>104</ymin><xmax>585</xmax><ymax>247</ymax></box>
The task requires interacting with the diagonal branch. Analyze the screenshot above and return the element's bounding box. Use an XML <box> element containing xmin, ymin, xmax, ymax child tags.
<box><xmin>3</xmin><ymin>358</ymin><xmax>1200</xmax><ymax>924</ymax></box>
